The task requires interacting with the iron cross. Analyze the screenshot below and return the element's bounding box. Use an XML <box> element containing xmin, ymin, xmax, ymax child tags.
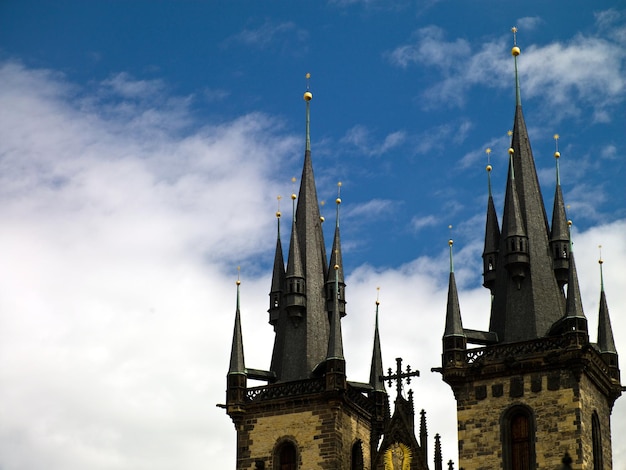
<box><xmin>381</xmin><ymin>357</ymin><xmax>420</xmax><ymax>397</ymax></box>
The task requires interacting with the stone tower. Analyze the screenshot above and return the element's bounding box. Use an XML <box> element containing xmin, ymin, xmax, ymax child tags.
<box><xmin>223</xmin><ymin>81</ymin><xmax>389</xmax><ymax>470</ymax></box>
<box><xmin>438</xmin><ymin>32</ymin><xmax>622</xmax><ymax>470</ymax></box>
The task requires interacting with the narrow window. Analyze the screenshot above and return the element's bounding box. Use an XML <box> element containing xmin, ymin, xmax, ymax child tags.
<box><xmin>277</xmin><ymin>442</ymin><xmax>297</xmax><ymax>470</ymax></box>
<box><xmin>351</xmin><ymin>440</ymin><xmax>364</xmax><ymax>470</ymax></box>
<box><xmin>592</xmin><ymin>411</ymin><xmax>603</xmax><ymax>470</ymax></box>
<box><xmin>502</xmin><ymin>405</ymin><xmax>535</xmax><ymax>470</ymax></box>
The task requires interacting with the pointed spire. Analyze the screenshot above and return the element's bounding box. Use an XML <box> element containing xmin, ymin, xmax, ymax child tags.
<box><xmin>420</xmin><ymin>409</ymin><xmax>428</xmax><ymax>465</ymax></box>
<box><xmin>269</xmin><ymin>196</ymin><xmax>286</xmax><ymax>326</ymax></box>
<box><xmin>285</xmin><ymin>188</ymin><xmax>306</xmax><ymax>317</ymax></box>
<box><xmin>228</xmin><ymin>273</ymin><xmax>246</xmax><ymax>375</ymax></box>
<box><xmin>434</xmin><ymin>434</ymin><xmax>443</xmax><ymax>470</ymax></box>
<box><xmin>550</xmin><ymin>135</ymin><xmax>570</xmax><ymax>288</ymax></box>
<box><xmin>370</xmin><ymin>289</ymin><xmax>386</xmax><ymax>392</ymax></box>
<box><xmin>327</xmin><ymin>182</ymin><xmax>346</xmax><ymax>316</ymax></box>
<box><xmin>488</xmin><ymin>32</ymin><xmax>565</xmax><ymax>342</ymax></box>
<box><xmin>483</xmin><ymin>148</ymin><xmax>500</xmax><ymax>292</ymax></box>
<box><xmin>564</xmin><ymin>223</ymin><xmax>586</xmax><ymax>324</ymax></box>
<box><xmin>444</xmin><ymin>237</ymin><xmax>464</xmax><ymax>338</ymax></box>
<box><xmin>326</xmin><ymin>260</ymin><xmax>344</xmax><ymax>361</ymax></box>
<box><xmin>597</xmin><ymin>248</ymin><xmax>617</xmax><ymax>354</ymax></box>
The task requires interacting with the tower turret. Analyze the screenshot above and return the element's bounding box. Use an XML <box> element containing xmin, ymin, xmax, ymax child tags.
<box><xmin>325</xmin><ymin>183</ymin><xmax>346</xmax><ymax>317</ymax></box>
<box><xmin>442</xmin><ymin>237</ymin><xmax>466</xmax><ymax>367</ymax></box>
<box><xmin>482</xmin><ymin>148</ymin><xmax>500</xmax><ymax>293</ymax></box>
<box><xmin>549</xmin><ymin>135</ymin><xmax>570</xmax><ymax>289</ymax></box>
<box><xmin>268</xmin><ymin>196</ymin><xmax>286</xmax><ymax>327</ymax></box>
<box><xmin>226</xmin><ymin>276</ymin><xmax>247</xmax><ymax>415</ymax></box>
<box><xmin>597</xmin><ymin>249</ymin><xmax>620</xmax><ymax>382</ymax></box>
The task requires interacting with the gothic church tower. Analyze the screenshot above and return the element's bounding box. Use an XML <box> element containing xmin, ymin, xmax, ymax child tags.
<box><xmin>223</xmin><ymin>81</ymin><xmax>388</xmax><ymax>470</ymax></box>
<box><xmin>439</xmin><ymin>31</ymin><xmax>622</xmax><ymax>470</ymax></box>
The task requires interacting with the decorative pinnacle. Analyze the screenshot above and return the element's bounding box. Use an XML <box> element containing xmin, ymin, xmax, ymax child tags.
<box><xmin>291</xmin><ymin>177</ymin><xmax>297</xmax><ymax>200</ymax></box>
<box><xmin>485</xmin><ymin>148</ymin><xmax>492</xmax><ymax>171</ymax></box>
<box><xmin>236</xmin><ymin>266</ymin><xmax>241</xmax><ymax>286</ymax></box>
<box><xmin>511</xmin><ymin>26</ymin><xmax>520</xmax><ymax>55</ymax></box>
<box><xmin>554</xmin><ymin>134</ymin><xmax>562</xmax><ymax>185</ymax></box>
<box><xmin>376</xmin><ymin>286</ymin><xmax>380</xmax><ymax>306</ymax></box>
<box><xmin>599</xmin><ymin>245</ymin><xmax>605</xmax><ymax>290</ymax></box>
<box><xmin>276</xmin><ymin>195</ymin><xmax>282</xmax><ymax>218</ymax></box>
<box><xmin>336</xmin><ymin>181</ymin><xmax>342</xmax><ymax>205</ymax></box>
<box><xmin>448</xmin><ymin>225</ymin><xmax>454</xmax><ymax>273</ymax></box>
<box><xmin>304</xmin><ymin>72</ymin><xmax>312</xmax><ymax>101</ymax></box>
<box><xmin>320</xmin><ymin>200</ymin><xmax>325</xmax><ymax>223</ymax></box>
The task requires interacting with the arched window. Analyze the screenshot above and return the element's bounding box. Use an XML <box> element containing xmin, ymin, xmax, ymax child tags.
<box><xmin>592</xmin><ymin>411</ymin><xmax>603</xmax><ymax>470</ymax></box>
<box><xmin>502</xmin><ymin>405</ymin><xmax>535</xmax><ymax>470</ymax></box>
<box><xmin>351</xmin><ymin>440</ymin><xmax>364</xmax><ymax>470</ymax></box>
<box><xmin>275</xmin><ymin>441</ymin><xmax>297</xmax><ymax>470</ymax></box>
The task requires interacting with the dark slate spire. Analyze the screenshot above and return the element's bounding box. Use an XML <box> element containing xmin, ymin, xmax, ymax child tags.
<box><xmin>369</xmin><ymin>293</ymin><xmax>386</xmax><ymax>393</ymax></box>
<box><xmin>434</xmin><ymin>433</ymin><xmax>443</xmax><ymax>470</ymax></box>
<box><xmin>443</xmin><ymin>239</ymin><xmax>466</xmax><ymax>365</ymax></box>
<box><xmin>419</xmin><ymin>409</ymin><xmax>428</xmax><ymax>465</ymax></box>
<box><xmin>326</xmin><ymin>262</ymin><xmax>344</xmax><ymax>361</ymax></box>
<box><xmin>228</xmin><ymin>278</ymin><xmax>246</xmax><ymax>375</ymax></box>
<box><xmin>597</xmin><ymin>252</ymin><xmax>620</xmax><ymax>382</ymax></box>
<box><xmin>226</xmin><ymin>277</ymin><xmax>247</xmax><ymax>412</ymax></box>
<box><xmin>550</xmin><ymin>136</ymin><xmax>570</xmax><ymax>289</ymax></box>
<box><xmin>597</xmin><ymin>254</ymin><xmax>617</xmax><ymax>354</ymax></box>
<box><xmin>326</xmin><ymin>183</ymin><xmax>346</xmax><ymax>317</ymax></box>
<box><xmin>564</xmin><ymin>232</ymin><xmax>586</xmax><ymax>326</ymax></box>
<box><xmin>488</xmin><ymin>33</ymin><xmax>565</xmax><ymax>343</ymax></box>
<box><xmin>482</xmin><ymin>150</ymin><xmax>500</xmax><ymax>293</ymax></box>
<box><xmin>269</xmin><ymin>77</ymin><xmax>330</xmax><ymax>381</ymax></box>
<box><xmin>285</xmin><ymin>192</ymin><xmax>306</xmax><ymax>318</ymax></box>
<box><xmin>268</xmin><ymin>200</ymin><xmax>286</xmax><ymax>327</ymax></box>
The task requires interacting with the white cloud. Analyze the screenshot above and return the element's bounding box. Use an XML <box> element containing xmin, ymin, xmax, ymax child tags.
<box><xmin>340</xmin><ymin>124</ymin><xmax>407</xmax><ymax>156</ymax></box>
<box><xmin>224</xmin><ymin>20</ymin><xmax>309</xmax><ymax>53</ymax></box>
<box><xmin>387</xmin><ymin>14</ymin><xmax>626</xmax><ymax>118</ymax></box>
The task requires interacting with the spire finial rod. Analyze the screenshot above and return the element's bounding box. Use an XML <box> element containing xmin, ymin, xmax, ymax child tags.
<box><xmin>598</xmin><ymin>245</ymin><xmax>605</xmax><ymax>291</ymax></box>
<box><xmin>511</xmin><ymin>27</ymin><xmax>522</xmax><ymax>106</ymax></box>
<box><xmin>303</xmin><ymin>72</ymin><xmax>312</xmax><ymax>152</ymax></box>
<box><xmin>236</xmin><ymin>266</ymin><xmax>241</xmax><ymax>308</ymax></box>
<box><xmin>291</xmin><ymin>177</ymin><xmax>297</xmax><ymax>222</ymax></box>
<box><xmin>448</xmin><ymin>225</ymin><xmax>454</xmax><ymax>273</ymax></box>
<box><xmin>554</xmin><ymin>134</ymin><xmax>561</xmax><ymax>185</ymax></box>
<box><xmin>335</xmin><ymin>181</ymin><xmax>342</xmax><ymax>228</ymax></box>
<box><xmin>485</xmin><ymin>147</ymin><xmax>493</xmax><ymax>196</ymax></box>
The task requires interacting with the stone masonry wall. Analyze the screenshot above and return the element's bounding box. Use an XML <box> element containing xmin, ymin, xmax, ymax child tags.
<box><xmin>236</xmin><ymin>396</ymin><xmax>372</xmax><ymax>469</ymax></box>
<box><xmin>456</xmin><ymin>369</ymin><xmax>588</xmax><ymax>470</ymax></box>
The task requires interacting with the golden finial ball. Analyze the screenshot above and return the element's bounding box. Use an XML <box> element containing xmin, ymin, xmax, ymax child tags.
<box><xmin>508</xmin><ymin>147</ymin><xmax>514</xmax><ymax>155</ymax></box>
<box><xmin>568</xmin><ymin>219</ymin><xmax>572</xmax><ymax>227</ymax></box>
<box><xmin>334</xmin><ymin>264</ymin><xmax>339</xmax><ymax>270</ymax></box>
<box><xmin>486</xmin><ymin>164</ymin><xmax>492</xmax><ymax>172</ymax></box>
<box><xmin>303</xmin><ymin>91</ymin><xmax>313</xmax><ymax>101</ymax></box>
<box><xmin>511</xmin><ymin>46</ymin><xmax>521</xmax><ymax>56</ymax></box>
<box><xmin>448</xmin><ymin>239</ymin><xmax>454</xmax><ymax>247</ymax></box>
<box><xmin>336</xmin><ymin>197</ymin><xmax>341</xmax><ymax>205</ymax></box>
<box><xmin>236</xmin><ymin>280</ymin><xmax>241</xmax><ymax>286</ymax></box>
<box><xmin>291</xmin><ymin>193</ymin><xmax>297</xmax><ymax>200</ymax></box>
<box><xmin>320</xmin><ymin>216</ymin><xmax>325</xmax><ymax>223</ymax></box>
<box><xmin>276</xmin><ymin>211</ymin><xmax>281</xmax><ymax>218</ymax></box>
<box><xmin>375</xmin><ymin>300</ymin><xmax>380</xmax><ymax>306</ymax></box>
<box><xmin>554</xmin><ymin>151</ymin><xmax>561</xmax><ymax>159</ymax></box>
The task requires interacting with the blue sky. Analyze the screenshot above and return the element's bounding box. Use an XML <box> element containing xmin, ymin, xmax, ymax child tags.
<box><xmin>0</xmin><ymin>1</ymin><xmax>625</xmax><ymax>469</ymax></box>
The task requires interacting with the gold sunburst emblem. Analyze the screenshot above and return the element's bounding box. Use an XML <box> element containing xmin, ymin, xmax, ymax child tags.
<box><xmin>384</xmin><ymin>442</ymin><xmax>412</xmax><ymax>470</ymax></box>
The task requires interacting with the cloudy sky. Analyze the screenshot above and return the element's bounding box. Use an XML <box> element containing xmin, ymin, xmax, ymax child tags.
<box><xmin>0</xmin><ymin>1</ymin><xmax>625</xmax><ymax>469</ymax></box>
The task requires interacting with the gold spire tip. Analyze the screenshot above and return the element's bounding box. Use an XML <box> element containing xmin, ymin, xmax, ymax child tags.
<box><xmin>598</xmin><ymin>245</ymin><xmax>603</xmax><ymax>264</ymax></box>
<box><xmin>511</xmin><ymin>26</ymin><xmax>520</xmax><ymax>56</ymax></box>
<box><xmin>376</xmin><ymin>286</ymin><xmax>380</xmax><ymax>305</ymax></box>
<box><xmin>567</xmin><ymin>219</ymin><xmax>573</xmax><ymax>227</ymax></box>
<box><xmin>486</xmin><ymin>148</ymin><xmax>492</xmax><ymax>171</ymax></box>
<box><xmin>304</xmin><ymin>72</ymin><xmax>313</xmax><ymax>101</ymax></box>
<box><xmin>508</xmin><ymin>147</ymin><xmax>514</xmax><ymax>155</ymax></box>
<box><xmin>276</xmin><ymin>195</ymin><xmax>282</xmax><ymax>218</ymax></box>
<box><xmin>554</xmin><ymin>134</ymin><xmax>560</xmax><ymax>158</ymax></box>
<box><xmin>507</xmin><ymin>130</ymin><xmax>513</xmax><ymax>137</ymax></box>
<box><xmin>236</xmin><ymin>266</ymin><xmax>241</xmax><ymax>285</ymax></box>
